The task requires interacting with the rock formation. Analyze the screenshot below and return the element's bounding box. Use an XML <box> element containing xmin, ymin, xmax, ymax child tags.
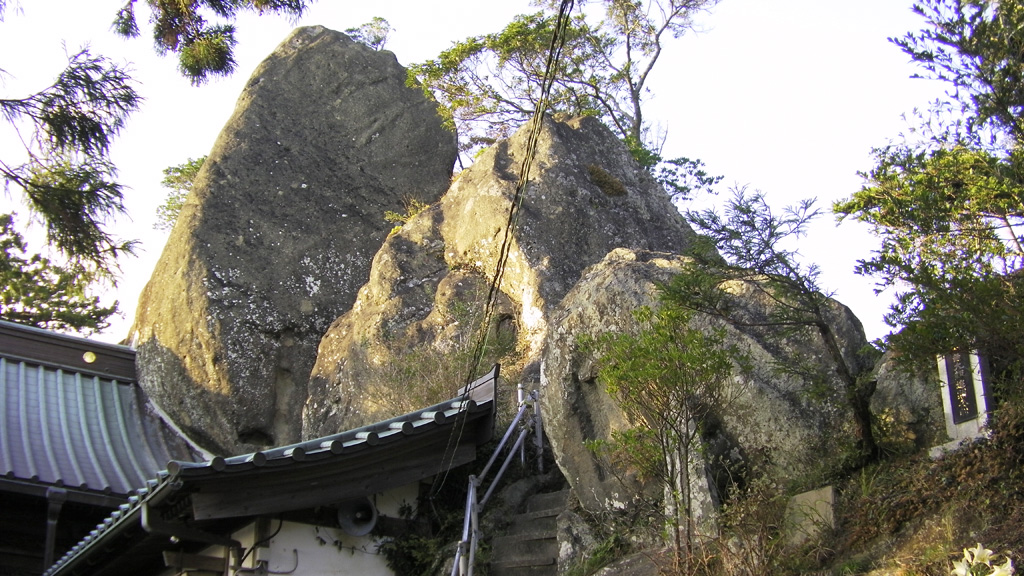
<box><xmin>106</xmin><ymin>23</ymin><xmax>973</xmax><ymax>576</ymax></box>
<box><xmin>299</xmin><ymin>105</ymin><xmax>885</xmax><ymax>532</ymax></box>
<box><xmin>871</xmin><ymin>351</ymin><xmax>945</xmax><ymax>451</ymax></box>
<box><xmin>303</xmin><ymin>114</ymin><xmax>696</xmax><ymax>437</ymax></box>
<box><xmin>126</xmin><ymin>26</ymin><xmax>946</xmax><ymax>561</ymax></box>
<box><xmin>540</xmin><ymin>248</ymin><xmax>876</xmax><ymax>517</ymax></box>
<box><xmin>130</xmin><ymin>26</ymin><xmax>457</xmax><ymax>455</ymax></box>
<box><xmin>297</xmin><ymin>106</ymin><xmax>886</xmax><ymax>528</ymax></box>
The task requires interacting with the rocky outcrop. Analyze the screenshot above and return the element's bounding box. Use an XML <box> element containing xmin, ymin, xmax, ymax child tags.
<box><xmin>114</xmin><ymin>25</ymin><xmax>946</xmax><ymax>572</ymax></box>
<box><xmin>130</xmin><ymin>26</ymin><xmax>457</xmax><ymax>455</ymax></box>
<box><xmin>303</xmin><ymin>115</ymin><xmax>696</xmax><ymax>437</ymax></box>
<box><xmin>541</xmin><ymin>249</ymin><xmax>873</xmax><ymax>516</ymax></box>
<box><xmin>872</xmin><ymin>351</ymin><xmax>945</xmax><ymax>451</ymax></box>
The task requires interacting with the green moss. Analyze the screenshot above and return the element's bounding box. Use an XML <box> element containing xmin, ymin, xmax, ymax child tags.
<box><xmin>587</xmin><ymin>164</ymin><xmax>627</xmax><ymax>196</ymax></box>
<box><xmin>565</xmin><ymin>533</ymin><xmax>632</xmax><ymax>576</ymax></box>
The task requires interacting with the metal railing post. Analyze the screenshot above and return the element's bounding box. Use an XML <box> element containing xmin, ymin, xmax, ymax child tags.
<box><xmin>452</xmin><ymin>477</ymin><xmax>477</xmax><ymax>576</ymax></box>
<box><xmin>468</xmin><ymin>485</ymin><xmax>481</xmax><ymax>576</ymax></box>
<box><xmin>517</xmin><ymin>382</ymin><xmax>526</xmax><ymax>468</ymax></box>
<box><xmin>532</xmin><ymin>390</ymin><xmax>544</xmax><ymax>474</ymax></box>
<box><xmin>449</xmin><ymin>387</ymin><xmax>545</xmax><ymax>575</ymax></box>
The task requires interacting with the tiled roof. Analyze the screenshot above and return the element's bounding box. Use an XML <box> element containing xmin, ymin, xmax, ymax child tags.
<box><xmin>0</xmin><ymin>321</ymin><xmax>200</xmax><ymax>505</ymax></box>
<box><xmin>44</xmin><ymin>367</ymin><xmax>498</xmax><ymax>576</ymax></box>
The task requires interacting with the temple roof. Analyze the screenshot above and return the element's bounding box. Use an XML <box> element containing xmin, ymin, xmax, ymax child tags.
<box><xmin>0</xmin><ymin>321</ymin><xmax>200</xmax><ymax>507</ymax></box>
<box><xmin>43</xmin><ymin>366</ymin><xmax>497</xmax><ymax>576</ymax></box>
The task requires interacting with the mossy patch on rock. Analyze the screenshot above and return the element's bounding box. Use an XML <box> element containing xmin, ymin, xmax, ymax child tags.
<box><xmin>587</xmin><ymin>164</ymin><xmax>627</xmax><ymax>196</ymax></box>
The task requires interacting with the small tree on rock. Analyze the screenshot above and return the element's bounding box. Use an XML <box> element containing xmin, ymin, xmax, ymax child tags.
<box><xmin>590</xmin><ymin>304</ymin><xmax>749</xmax><ymax>571</ymax></box>
<box><xmin>345</xmin><ymin>17</ymin><xmax>393</xmax><ymax>51</ymax></box>
<box><xmin>154</xmin><ymin>156</ymin><xmax>206</xmax><ymax>232</ymax></box>
<box><xmin>408</xmin><ymin>0</ymin><xmax>722</xmax><ymax>199</ymax></box>
<box><xmin>666</xmin><ymin>188</ymin><xmax>882</xmax><ymax>467</ymax></box>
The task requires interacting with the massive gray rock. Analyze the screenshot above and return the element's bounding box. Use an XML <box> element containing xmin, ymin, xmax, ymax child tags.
<box><xmin>130</xmin><ymin>26</ymin><xmax>457</xmax><ymax>455</ymax></box>
<box><xmin>540</xmin><ymin>248</ymin><xmax>874</xmax><ymax>515</ymax></box>
<box><xmin>304</xmin><ymin>114</ymin><xmax>696</xmax><ymax>437</ymax></box>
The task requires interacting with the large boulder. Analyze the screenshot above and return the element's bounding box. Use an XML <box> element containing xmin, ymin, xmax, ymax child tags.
<box><xmin>304</xmin><ymin>115</ymin><xmax>696</xmax><ymax>437</ymax></box>
<box><xmin>130</xmin><ymin>26</ymin><xmax>457</xmax><ymax>455</ymax></box>
<box><xmin>541</xmin><ymin>248</ymin><xmax>874</xmax><ymax>515</ymax></box>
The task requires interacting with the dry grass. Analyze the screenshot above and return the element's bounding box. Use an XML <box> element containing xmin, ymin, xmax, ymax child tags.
<box><xmin>827</xmin><ymin>393</ymin><xmax>1024</xmax><ymax>575</ymax></box>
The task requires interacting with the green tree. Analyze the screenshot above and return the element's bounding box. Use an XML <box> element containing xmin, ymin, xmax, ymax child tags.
<box><xmin>592</xmin><ymin>304</ymin><xmax>747</xmax><ymax>570</ymax></box>
<box><xmin>408</xmin><ymin>0</ymin><xmax>720</xmax><ymax>180</ymax></box>
<box><xmin>835</xmin><ymin>0</ymin><xmax>1024</xmax><ymax>372</ymax></box>
<box><xmin>666</xmin><ymin>188</ymin><xmax>882</xmax><ymax>466</ymax></box>
<box><xmin>0</xmin><ymin>213</ymin><xmax>117</xmax><ymax>334</ymax></box>
<box><xmin>1</xmin><ymin>46</ymin><xmax>140</xmax><ymax>274</ymax></box>
<box><xmin>1</xmin><ymin>1</ymin><xmax>310</xmax><ymax>282</ymax></box>
<box><xmin>154</xmin><ymin>156</ymin><xmax>207</xmax><ymax>231</ymax></box>
<box><xmin>836</xmin><ymin>146</ymin><xmax>1024</xmax><ymax>366</ymax></box>
<box><xmin>893</xmin><ymin>0</ymin><xmax>1024</xmax><ymax>146</ymax></box>
<box><xmin>345</xmin><ymin>17</ymin><xmax>393</xmax><ymax>50</ymax></box>
<box><xmin>112</xmin><ymin>0</ymin><xmax>309</xmax><ymax>85</ymax></box>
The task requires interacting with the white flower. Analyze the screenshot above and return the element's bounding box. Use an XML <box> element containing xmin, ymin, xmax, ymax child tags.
<box><xmin>966</xmin><ymin>543</ymin><xmax>995</xmax><ymax>566</ymax></box>
<box><xmin>951</xmin><ymin>558</ymin><xmax>970</xmax><ymax>576</ymax></box>
<box><xmin>990</xmin><ymin>558</ymin><xmax>1015</xmax><ymax>576</ymax></box>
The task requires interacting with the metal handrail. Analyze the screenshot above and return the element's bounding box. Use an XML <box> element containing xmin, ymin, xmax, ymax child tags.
<box><xmin>451</xmin><ymin>390</ymin><xmax>542</xmax><ymax>576</ymax></box>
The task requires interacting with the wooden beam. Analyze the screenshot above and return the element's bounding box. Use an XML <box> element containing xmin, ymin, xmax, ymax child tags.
<box><xmin>162</xmin><ymin>551</ymin><xmax>225</xmax><ymax>572</ymax></box>
<box><xmin>0</xmin><ymin>321</ymin><xmax>136</xmax><ymax>381</ymax></box>
<box><xmin>190</xmin><ymin>443</ymin><xmax>475</xmax><ymax>520</ymax></box>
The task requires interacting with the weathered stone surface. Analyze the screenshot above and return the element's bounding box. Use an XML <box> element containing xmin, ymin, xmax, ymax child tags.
<box><xmin>556</xmin><ymin>508</ymin><xmax>598</xmax><ymax>574</ymax></box>
<box><xmin>540</xmin><ymin>248</ymin><xmax>873</xmax><ymax>516</ymax></box>
<box><xmin>304</xmin><ymin>114</ymin><xmax>695</xmax><ymax>437</ymax></box>
<box><xmin>592</xmin><ymin>550</ymin><xmax>666</xmax><ymax>576</ymax></box>
<box><xmin>871</xmin><ymin>351</ymin><xmax>945</xmax><ymax>451</ymax></box>
<box><xmin>130</xmin><ymin>26</ymin><xmax>456</xmax><ymax>455</ymax></box>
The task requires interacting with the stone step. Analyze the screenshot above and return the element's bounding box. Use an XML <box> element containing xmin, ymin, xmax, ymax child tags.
<box><xmin>492</xmin><ymin>556</ymin><xmax>556</xmax><ymax>568</ymax></box>
<box><xmin>487</xmin><ymin>489</ymin><xmax>569</xmax><ymax>576</ymax></box>
<box><xmin>489</xmin><ymin>561</ymin><xmax>557</xmax><ymax>569</ymax></box>
<box><xmin>489</xmin><ymin>556</ymin><xmax>557</xmax><ymax>576</ymax></box>
<box><xmin>517</xmin><ymin>507</ymin><xmax>562</xmax><ymax>521</ymax></box>
<box><xmin>507</xmin><ymin>512</ymin><xmax>557</xmax><ymax>535</ymax></box>
<box><xmin>491</xmin><ymin>533</ymin><xmax>558</xmax><ymax>559</ymax></box>
<box><xmin>525</xmin><ymin>489</ymin><xmax>570</xmax><ymax>514</ymax></box>
<box><xmin>493</xmin><ymin>523</ymin><xmax>556</xmax><ymax>544</ymax></box>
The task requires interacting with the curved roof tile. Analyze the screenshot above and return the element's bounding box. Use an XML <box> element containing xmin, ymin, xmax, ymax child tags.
<box><xmin>43</xmin><ymin>368</ymin><xmax>497</xmax><ymax>576</ymax></box>
<box><xmin>0</xmin><ymin>322</ymin><xmax>200</xmax><ymax>502</ymax></box>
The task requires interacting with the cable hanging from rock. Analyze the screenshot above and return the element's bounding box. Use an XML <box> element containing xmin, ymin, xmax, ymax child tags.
<box><xmin>432</xmin><ymin>0</ymin><xmax>577</xmax><ymax>495</ymax></box>
<box><xmin>467</xmin><ymin>0</ymin><xmax>576</xmax><ymax>382</ymax></box>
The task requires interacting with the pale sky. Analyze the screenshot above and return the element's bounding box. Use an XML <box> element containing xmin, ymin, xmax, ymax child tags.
<box><xmin>0</xmin><ymin>1</ymin><xmax>946</xmax><ymax>344</ymax></box>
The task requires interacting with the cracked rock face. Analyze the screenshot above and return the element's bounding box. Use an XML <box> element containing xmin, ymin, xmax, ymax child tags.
<box><xmin>540</xmin><ymin>249</ymin><xmax>876</xmax><ymax>516</ymax></box>
<box><xmin>303</xmin><ymin>115</ymin><xmax>697</xmax><ymax>437</ymax></box>
<box><xmin>130</xmin><ymin>26</ymin><xmax>456</xmax><ymax>455</ymax></box>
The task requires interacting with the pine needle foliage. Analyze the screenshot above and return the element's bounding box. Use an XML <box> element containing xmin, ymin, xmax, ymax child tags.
<box><xmin>0</xmin><ymin>213</ymin><xmax>117</xmax><ymax>334</ymax></box>
<box><xmin>0</xmin><ymin>49</ymin><xmax>140</xmax><ymax>274</ymax></box>
<box><xmin>112</xmin><ymin>0</ymin><xmax>309</xmax><ymax>85</ymax></box>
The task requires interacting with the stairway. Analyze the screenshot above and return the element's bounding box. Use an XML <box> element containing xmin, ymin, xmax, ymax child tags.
<box><xmin>489</xmin><ymin>489</ymin><xmax>570</xmax><ymax>576</ymax></box>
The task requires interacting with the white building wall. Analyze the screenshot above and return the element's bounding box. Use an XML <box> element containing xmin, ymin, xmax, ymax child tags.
<box><xmin>174</xmin><ymin>483</ymin><xmax>419</xmax><ymax>576</ymax></box>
